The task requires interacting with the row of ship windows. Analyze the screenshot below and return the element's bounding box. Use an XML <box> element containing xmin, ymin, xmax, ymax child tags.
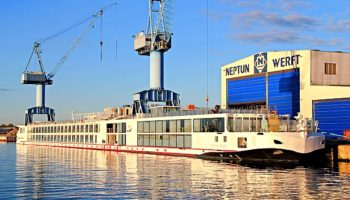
<box><xmin>137</xmin><ymin>134</ymin><xmax>192</xmax><ymax>148</ymax></box>
<box><xmin>107</xmin><ymin>123</ymin><xmax>127</xmax><ymax>133</ymax></box>
<box><xmin>137</xmin><ymin>118</ymin><xmax>225</xmax><ymax>133</ymax></box>
<box><xmin>28</xmin><ymin>124</ymin><xmax>100</xmax><ymax>134</ymax></box>
<box><xmin>30</xmin><ymin>134</ymin><xmax>98</xmax><ymax>144</ymax></box>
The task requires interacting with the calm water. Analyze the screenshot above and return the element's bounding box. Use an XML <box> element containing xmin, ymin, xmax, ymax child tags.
<box><xmin>1</xmin><ymin>143</ymin><xmax>350</xmax><ymax>199</ymax></box>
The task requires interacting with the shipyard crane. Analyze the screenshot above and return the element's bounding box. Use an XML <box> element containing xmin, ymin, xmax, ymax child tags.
<box><xmin>22</xmin><ymin>3</ymin><xmax>117</xmax><ymax>125</ymax></box>
<box><xmin>132</xmin><ymin>0</ymin><xmax>180</xmax><ymax>113</ymax></box>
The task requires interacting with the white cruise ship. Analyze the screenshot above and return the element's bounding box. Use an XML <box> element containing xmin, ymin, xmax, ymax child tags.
<box><xmin>17</xmin><ymin>106</ymin><xmax>325</xmax><ymax>164</ymax></box>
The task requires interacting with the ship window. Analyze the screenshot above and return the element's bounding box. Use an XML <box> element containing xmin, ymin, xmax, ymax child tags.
<box><xmin>177</xmin><ymin>120</ymin><xmax>183</xmax><ymax>132</ymax></box>
<box><xmin>170</xmin><ymin>120</ymin><xmax>177</xmax><ymax>132</ymax></box>
<box><xmin>137</xmin><ymin>135</ymin><xmax>143</xmax><ymax>146</ymax></box>
<box><xmin>193</xmin><ymin>118</ymin><xmax>225</xmax><ymax>132</ymax></box>
<box><xmin>85</xmin><ymin>125</ymin><xmax>88</xmax><ymax>133</ymax></box>
<box><xmin>107</xmin><ymin>123</ymin><xmax>114</xmax><ymax>133</ymax></box>
<box><xmin>118</xmin><ymin>134</ymin><xmax>126</xmax><ymax>145</ymax></box>
<box><xmin>169</xmin><ymin>135</ymin><xmax>177</xmax><ymax>147</ymax></box>
<box><xmin>95</xmin><ymin>135</ymin><xmax>97</xmax><ymax>143</ymax></box>
<box><xmin>164</xmin><ymin>121</ymin><xmax>169</xmax><ymax>133</ymax></box>
<box><xmin>156</xmin><ymin>121</ymin><xmax>162</xmax><ymax>133</ymax></box>
<box><xmin>193</xmin><ymin>119</ymin><xmax>200</xmax><ymax>132</ymax></box>
<box><xmin>77</xmin><ymin>125</ymin><xmax>80</xmax><ymax>133</ymax></box>
<box><xmin>156</xmin><ymin>134</ymin><xmax>163</xmax><ymax>146</ymax></box>
<box><xmin>177</xmin><ymin>135</ymin><xmax>184</xmax><ymax>147</ymax></box>
<box><xmin>72</xmin><ymin>135</ymin><xmax>76</xmax><ymax>143</ymax></box>
<box><xmin>89</xmin><ymin>125</ymin><xmax>93</xmax><ymax>133</ymax></box>
<box><xmin>137</xmin><ymin>122</ymin><xmax>144</xmax><ymax>133</ymax></box>
<box><xmin>85</xmin><ymin>135</ymin><xmax>89</xmax><ymax>143</ymax></box>
<box><xmin>143</xmin><ymin>134</ymin><xmax>150</xmax><ymax>146</ymax></box>
<box><xmin>95</xmin><ymin>124</ymin><xmax>99</xmax><ymax>133</ymax></box>
<box><xmin>149</xmin><ymin>134</ymin><xmax>156</xmax><ymax>146</ymax></box>
<box><xmin>238</xmin><ymin>137</ymin><xmax>247</xmax><ymax>148</ymax></box>
<box><xmin>144</xmin><ymin>122</ymin><xmax>150</xmax><ymax>133</ymax></box>
<box><xmin>80</xmin><ymin>125</ymin><xmax>84</xmax><ymax>132</ymax></box>
<box><xmin>236</xmin><ymin>118</ymin><xmax>243</xmax><ymax>132</ymax></box>
<box><xmin>90</xmin><ymin>135</ymin><xmax>94</xmax><ymax>143</ymax></box>
<box><xmin>215</xmin><ymin>136</ymin><xmax>219</xmax><ymax>142</ymax></box>
<box><xmin>80</xmin><ymin>135</ymin><xmax>84</xmax><ymax>143</ymax></box>
<box><xmin>119</xmin><ymin>123</ymin><xmax>126</xmax><ymax>133</ymax></box>
<box><xmin>184</xmin><ymin>120</ymin><xmax>192</xmax><ymax>132</ymax></box>
<box><xmin>150</xmin><ymin>121</ymin><xmax>156</xmax><ymax>133</ymax></box>
<box><xmin>68</xmin><ymin>126</ymin><xmax>71</xmax><ymax>133</ymax></box>
<box><xmin>243</xmin><ymin>118</ymin><xmax>250</xmax><ymax>132</ymax></box>
<box><xmin>224</xmin><ymin>136</ymin><xmax>227</xmax><ymax>142</ymax></box>
<box><xmin>64</xmin><ymin>135</ymin><xmax>67</xmax><ymax>142</ymax></box>
<box><xmin>72</xmin><ymin>126</ymin><xmax>75</xmax><ymax>133</ymax></box>
<box><xmin>184</xmin><ymin>135</ymin><xmax>192</xmax><ymax>148</ymax></box>
<box><xmin>162</xmin><ymin>135</ymin><xmax>169</xmax><ymax>146</ymax></box>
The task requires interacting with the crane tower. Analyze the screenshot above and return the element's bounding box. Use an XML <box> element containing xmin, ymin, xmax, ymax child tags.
<box><xmin>133</xmin><ymin>0</ymin><xmax>180</xmax><ymax>113</ymax></box>
<box><xmin>21</xmin><ymin>3</ymin><xmax>116</xmax><ymax>125</ymax></box>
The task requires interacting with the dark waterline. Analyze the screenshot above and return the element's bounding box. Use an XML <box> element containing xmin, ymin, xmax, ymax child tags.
<box><xmin>0</xmin><ymin>143</ymin><xmax>350</xmax><ymax>199</ymax></box>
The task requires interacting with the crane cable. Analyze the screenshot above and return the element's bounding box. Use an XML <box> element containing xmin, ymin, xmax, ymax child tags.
<box><xmin>38</xmin><ymin>16</ymin><xmax>93</xmax><ymax>44</ymax></box>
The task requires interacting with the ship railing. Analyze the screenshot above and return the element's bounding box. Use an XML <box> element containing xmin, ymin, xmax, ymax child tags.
<box><xmin>137</xmin><ymin>108</ymin><xmax>270</xmax><ymax>119</ymax></box>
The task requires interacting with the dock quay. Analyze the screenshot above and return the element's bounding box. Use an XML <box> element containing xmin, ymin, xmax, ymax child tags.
<box><xmin>326</xmin><ymin>137</ymin><xmax>350</xmax><ymax>163</ymax></box>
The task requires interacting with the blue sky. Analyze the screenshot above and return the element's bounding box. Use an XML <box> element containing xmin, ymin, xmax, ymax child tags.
<box><xmin>1</xmin><ymin>0</ymin><xmax>350</xmax><ymax>124</ymax></box>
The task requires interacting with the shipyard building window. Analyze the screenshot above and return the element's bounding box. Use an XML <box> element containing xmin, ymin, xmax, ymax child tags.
<box><xmin>325</xmin><ymin>63</ymin><xmax>336</xmax><ymax>75</ymax></box>
<box><xmin>193</xmin><ymin>118</ymin><xmax>225</xmax><ymax>132</ymax></box>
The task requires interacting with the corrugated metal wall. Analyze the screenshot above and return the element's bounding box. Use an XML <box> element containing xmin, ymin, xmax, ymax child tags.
<box><xmin>314</xmin><ymin>99</ymin><xmax>350</xmax><ymax>135</ymax></box>
<box><xmin>268</xmin><ymin>70</ymin><xmax>300</xmax><ymax>117</ymax></box>
<box><xmin>227</xmin><ymin>69</ymin><xmax>300</xmax><ymax>117</ymax></box>
<box><xmin>227</xmin><ymin>75</ymin><xmax>266</xmax><ymax>105</ymax></box>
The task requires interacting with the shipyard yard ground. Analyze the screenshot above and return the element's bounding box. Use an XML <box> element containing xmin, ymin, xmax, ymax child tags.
<box><xmin>1</xmin><ymin>143</ymin><xmax>349</xmax><ymax>199</ymax></box>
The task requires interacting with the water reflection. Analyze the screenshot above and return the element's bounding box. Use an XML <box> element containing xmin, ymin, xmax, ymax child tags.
<box><xmin>13</xmin><ymin>145</ymin><xmax>350</xmax><ymax>199</ymax></box>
